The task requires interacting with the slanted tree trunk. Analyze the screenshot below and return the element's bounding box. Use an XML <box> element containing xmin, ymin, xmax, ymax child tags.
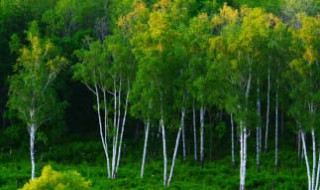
<box><xmin>141</xmin><ymin>119</ymin><xmax>150</xmax><ymax>178</ymax></box>
<box><xmin>29</xmin><ymin>124</ymin><xmax>36</xmax><ymax>180</ymax></box>
<box><xmin>231</xmin><ymin>113</ymin><xmax>235</xmax><ymax>167</ymax></box>
<box><xmin>301</xmin><ymin>131</ymin><xmax>311</xmax><ymax>190</ymax></box>
<box><xmin>95</xmin><ymin>84</ymin><xmax>111</xmax><ymax>178</ymax></box>
<box><xmin>111</xmin><ymin>80</ymin><xmax>118</xmax><ymax>178</ymax></box>
<box><xmin>193</xmin><ymin>100</ymin><xmax>198</xmax><ymax>161</ymax></box>
<box><xmin>200</xmin><ymin>106</ymin><xmax>205</xmax><ymax>168</ymax></box>
<box><xmin>275</xmin><ymin>87</ymin><xmax>279</xmax><ymax>168</ymax></box>
<box><xmin>115</xmin><ymin>87</ymin><xmax>130</xmax><ymax>174</ymax></box>
<box><xmin>265</xmin><ymin>67</ymin><xmax>271</xmax><ymax>152</ymax></box>
<box><xmin>102</xmin><ymin>88</ymin><xmax>111</xmax><ymax>177</ymax></box>
<box><xmin>167</xmin><ymin>127</ymin><xmax>182</xmax><ymax>186</ymax></box>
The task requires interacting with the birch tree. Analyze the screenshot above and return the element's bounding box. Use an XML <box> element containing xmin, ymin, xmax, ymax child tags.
<box><xmin>125</xmin><ymin>0</ymin><xmax>179</xmax><ymax>185</ymax></box>
<box><xmin>73</xmin><ymin>19</ymin><xmax>134</xmax><ymax>178</ymax></box>
<box><xmin>289</xmin><ymin>13</ymin><xmax>320</xmax><ymax>190</ymax></box>
<box><xmin>211</xmin><ymin>5</ymin><xmax>279</xmax><ymax>189</ymax></box>
<box><xmin>269</xmin><ymin>18</ymin><xmax>289</xmax><ymax>168</ymax></box>
<box><xmin>187</xmin><ymin>12</ymin><xmax>211</xmax><ymax>168</ymax></box>
<box><xmin>7</xmin><ymin>21</ymin><xmax>67</xmax><ymax>180</ymax></box>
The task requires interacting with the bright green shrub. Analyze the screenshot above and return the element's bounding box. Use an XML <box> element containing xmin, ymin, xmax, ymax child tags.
<box><xmin>20</xmin><ymin>165</ymin><xmax>91</xmax><ymax>190</ymax></box>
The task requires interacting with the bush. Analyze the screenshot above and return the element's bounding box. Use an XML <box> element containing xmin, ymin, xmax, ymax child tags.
<box><xmin>20</xmin><ymin>165</ymin><xmax>91</xmax><ymax>190</ymax></box>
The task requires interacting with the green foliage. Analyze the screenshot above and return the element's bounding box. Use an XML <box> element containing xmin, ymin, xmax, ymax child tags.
<box><xmin>8</xmin><ymin>21</ymin><xmax>67</xmax><ymax>130</ymax></box>
<box><xmin>1</xmin><ymin>0</ymin><xmax>320</xmax><ymax>189</ymax></box>
<box><xmin>20</xmin><ymin>165</ymin><xmax>91</xmax><ymax>190</ymax></box>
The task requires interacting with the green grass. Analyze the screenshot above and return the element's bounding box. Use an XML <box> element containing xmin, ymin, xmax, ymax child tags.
<box><xmin>0</xmin><ymin>142</ymin><xmax>308</xmax><ymax>189</ymax></box>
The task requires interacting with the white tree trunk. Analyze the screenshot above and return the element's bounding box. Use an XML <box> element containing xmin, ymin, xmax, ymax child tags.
<box><xmin>314</xmin><ymin>149</ymin><xmax>320</xmax><ymax>190</ymax></box>
<box><xmin>29</xmin><ymin>124</ymin><xmax>36</xmax><ymax>180</ymax></box>
<box><xmin>115</xmin><ymin>88</ymin><xmax>129</xmax><ymax>175</ymax></box>
<box><xmin>231</xmin><ymin>113</ymin><xmax>235</xmax><ymax>167</ymax></box>
<box><xmin>240</xmin><ymin>58</ymin><xmax>251</xmax><ymax>190</ymax></box>
<box><xmin>181</xmin><ymin>107</ymin><xmax>186</xmax><ymax>162</ymax></box>
<box><xmin>167</xmin><ymin>127</ymin><xmax>182</xmax><ymax>186</ymax></box>
<box><xmin>311</xmin><ymin>129</ymin><xmax>316</xmax><ymax>190</ymax></box>
<box><xmin>161</xmin><ymin>114</ymin><xmax>168</xmax><ymax>186</ymax></box>
<box><xmin>239</xmin><ymin>121</ymin><xmax>248</xmax><ymax>190</ymax></box>
<box><xmin>193</xmin><ymin>100</ymin><xmax>198</xmax><ymax>161</ymax></box>
<box><xmin>102</xmin><ymin>88</ymin><xmax>111</xmax><ymax>178</ymax></box>
<box><xmin>265</xmin><ymin>67</ymin><xmax>271</xmax><ymax>152</ymax></box>
<box><xmin>275</xmin><ymin>88</ymin><xmax>279</xmax><ymax>167</ymax></box>
<box><xmin>301</xmin><ymin>131</ymin><xmax>311</xmax><ymax>190</ymax></box>
<box><xmin>200</xmin><ymin>106</ymin><xmax>205</xmax><ymax>168</ymax></box>
<box><xmin>95</xmin><ymin>85</ymin><xmax>111</xmax><ymax>178</ymax></box>
<box><xmin>141</xmin><ymin>119</ymin><xmax>150</xmax><ymax>178</ymax></box>
<box><xmin>112</xmin><ymin>81</ymin><xmax>118</xmax><ymax>178</ymax></box>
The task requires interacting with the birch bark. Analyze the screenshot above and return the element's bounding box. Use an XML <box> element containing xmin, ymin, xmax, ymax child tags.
<box><xmin>311</xmin><ymin>129</ymin><xmax>316</xmax><ymax>190</ymax></box>
<box><xmin>29</xmin><ymin>124</ymin><xmax>36</xmax><ymax>180</ymax></box>
<box><xmin>116</xmin><ymin>88</ymin><xmax>130</xmax><ymax>174</ymax></box>
<box><xmin>95</xmin><ymin>84</ymin><xmax>111</xmax><ymax>178</ymax></box>
<box><xmin>167</xmin><ymin>127</ymin><xmax>182</xmax><ymax>186</ymax></box>
<box><xmin>302</xmin><ymin>131</ymin><xmax>311</xmax><ymax>190</ymax></box>
<box><xmin>141</xmin><ymin>119</ymin><xmax>150</xmax><ymax>178</ymax></box>
<box><xmin>314</xmin><ymin>149</ymin><xmax>320</xmax><ymax>190</ymax></box>
<box><xmin>161</xmin><ymin>112</ymin><xmax>167</xmax><ymax>186</ymax></box>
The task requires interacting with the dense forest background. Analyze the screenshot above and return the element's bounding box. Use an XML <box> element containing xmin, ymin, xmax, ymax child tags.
<box><xmin>0</xmin><ymin>0</ymin><xmax>320</xmax><ymax>189</ymax></box>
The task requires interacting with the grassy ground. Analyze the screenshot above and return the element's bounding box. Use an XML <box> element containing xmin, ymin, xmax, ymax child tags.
<box><xmin>0</xmin><ymin>143</ymin><xmax>308</xmax><ymax>189</ymax></box>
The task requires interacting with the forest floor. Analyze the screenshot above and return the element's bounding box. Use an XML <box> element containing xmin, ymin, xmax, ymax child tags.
<box><xmin>0</xmin><ymin>142</ymin><xmax>307</xmax><ymax>190</ymax></box>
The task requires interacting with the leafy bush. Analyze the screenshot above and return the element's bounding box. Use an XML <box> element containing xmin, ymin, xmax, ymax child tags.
<box><xmin>20</xmin><ymin>165</ymin><xmax>91</xmax><ymax>190</ymax></box>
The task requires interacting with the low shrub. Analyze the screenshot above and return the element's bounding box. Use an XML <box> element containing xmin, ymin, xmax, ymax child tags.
<box><xmin>20</xmin><ymin>165</ymin><xmax>91</xmax><ymax>190</ymax></box>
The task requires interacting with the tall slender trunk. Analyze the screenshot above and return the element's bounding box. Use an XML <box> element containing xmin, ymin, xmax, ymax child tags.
<box><xmin>161</xmin><ymin>112</ymin><xmax>167</xmax><ymax>186</ymax></box>
<box><xmin>112</xmin><ymin>80</ymin><xmax>117</xmax><ymax>178</ymax></box>
<box><xmin>311</xmin><ymin>129</ymin><xmax>316</xmax><ymax>190</ymax></box>
<box><xmin>239</xmin><ymin>121</ymin><xmax>248</xmax><ymax>190</ymax></box>
<box><xmin>231</xmin><ymin>113</ymin><xmax>235</xmax><ymax>167</ymax></box>
<box><xmin>265</xmin><ymin>67</ymin><xmax>271</xmax><ymax>152</ymax></box>
<box><xmin>182</xmin><ymin>107</ymin><xmax>186</xmax><ymax>162</ymax></box>
<box><xmin>115</xmin><ymin>88</ymin><xmax>130</xmax><ymax>174</ymax></box>
<box><xmin>256</xmin><ymin>79</ymin><xmax>261</xmax><ymax>171</ymax></box>
<box><xmin>167</xmin><ymin>127</ymin><xmax>182</xmax><ymax>186</ymax></box>
<box><xmin>315</xmin><ymin>149</ymin><xmax>320</xmax><ymax>190</ymax></box>
<box><xmin>95</xmin><ymin>85</ymin><xmax>111</xmax><ymax>178</ymax></box>
<box><xmin>193</xmin><ymin>100</ymin><xmax>198</xmax><ymax>161</ymax></box>
<box><xmin>200</xmin><ymin>106</ymin><xmax>205</xmax><ymax>168</ymax></box>
<box><xmin>240</xmin><ymin>56</ymin><xmax>251</xmax><ymax>190</ymax></box>
<box><xmin>30</xmin><ymin>124</ymin><xmax>36</xmax><ymax>180</ymax></box>
<box><xmin>301</xmin><ymin>131</ymin><xmax>311</xmax><ymax>190</ymax></box>
<box><xmin>275</xmin><ymin>88</ymin><xmax>279</xmax><ymax>168</ymax></box>
<box><xmin>102</xmin><ymin>88</ymin><xmax>111</xmax><ymax>178</ymax></box>
<box><xmin>141</xmin><ymin>119</ymin><xmax>150</xmax><ymax>178</ymax></box>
